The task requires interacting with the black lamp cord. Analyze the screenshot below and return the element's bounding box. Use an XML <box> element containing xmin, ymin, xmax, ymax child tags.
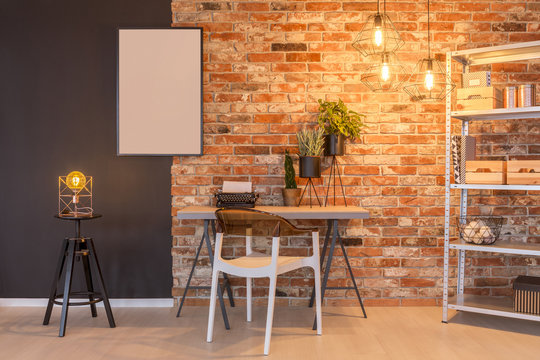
<box><xmin>427</xmin><ymin>0</ymin><xmax>431</xmax><ymax>59</ymax></box>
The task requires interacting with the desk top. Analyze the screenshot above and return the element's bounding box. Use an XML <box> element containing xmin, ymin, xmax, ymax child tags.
<box><xmin>177</xmin><ymin>205</ymin><xmax>370</xmax><ymax>220</ymax></box>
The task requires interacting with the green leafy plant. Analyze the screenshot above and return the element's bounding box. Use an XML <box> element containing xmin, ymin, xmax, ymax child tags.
<box><xmin>284</xmin><ymin>150</ymin><xmax>297</xmax><ymax>189</ymax></box>
<box><xmin>296</xmin><ymin>128</ymin><xmax>325</xmax><ymax>157</ymax></box>
<box><xmin>317</xmin><ymin>98</ymin><xmax>366</xmax><ymax>140</ymax></box>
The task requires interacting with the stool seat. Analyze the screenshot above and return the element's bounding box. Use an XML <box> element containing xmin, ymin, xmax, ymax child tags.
<box><xmin>43</xmin><ymin>236</ymin><xmax>115</xmax><ymax>337</ymax></box>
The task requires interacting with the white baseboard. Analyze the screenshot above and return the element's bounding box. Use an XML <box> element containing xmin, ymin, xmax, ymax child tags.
<box><xmin>0</xmin><ymin>298</ymin><xmax>174</xmax><ymax>307</ymax></box>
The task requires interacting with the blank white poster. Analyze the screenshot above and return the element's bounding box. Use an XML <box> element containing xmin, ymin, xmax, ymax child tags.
<box><xmin>117</xmin><ymin>28</ymin><xmax>202</xmax><ymax>155</ymax></box>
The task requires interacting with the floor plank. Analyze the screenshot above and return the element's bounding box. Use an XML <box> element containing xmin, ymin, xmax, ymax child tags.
<box><xmin>0</xmin><ymin>306</ymin><xmax>539</xmax><ymax>359</ymax></box>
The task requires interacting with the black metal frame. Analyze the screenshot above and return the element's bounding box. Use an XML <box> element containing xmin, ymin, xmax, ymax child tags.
<box><xmin>309</xmin><ymin>219</ymin><xmax>367</xmax><ymax>329</ymax></box>
<box><xmin>298</xmin><ymin>177</ymin><xmax>322</xmax><ymax>208</ymax></box>
<box><xmin>43</xmin><ymin>237</ymin><xmax>115</xmax><ymax>337</ymax></box>
<box><xmin>175</xmin><ymin>219</ymin><xmax>235</xmax><ymax>329</ymax></box>
<box><xmin>324</xmin><ymin>155</ymin><xmax>347</xmax><ymax>207</ymax></box>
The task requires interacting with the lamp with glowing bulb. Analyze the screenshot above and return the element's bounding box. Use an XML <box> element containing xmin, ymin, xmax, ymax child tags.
<box><xmin>360</xmin><ymin>52</ymin><xmax>408</xmax><ymax>92</ymax></box>
<box><xmin>352</xmin><ymin>0</ymin><xmax>404</xmax><ymax>58</ymax></box>
<box><xmin>59</xmin><ymin>171</ymin><xmax>93</xmax><ymax>216</ymax></box>
<box><xmin>403</xmin><ymin>0</ymin><xmax>455</xmax><ymax>102</ymax></box>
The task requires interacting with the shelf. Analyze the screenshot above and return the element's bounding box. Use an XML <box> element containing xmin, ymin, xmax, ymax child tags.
<box><xmin>444</xmin><ymin>41</ymin><xmax>540</xmax><ymax>325</ymax></box>
<box><xmin>450</xmin><ymin>183</ymin><xmax>540</xmax><ymax>191</ymax></box>
<box><xmin>451</xmin><ymin>41</ymin><xmax>540</xmax><ymax>65</ymax></box>
<box><xmin>448</xmin><ymin>294</ymin><xmax>540</xmax><ymax>322</ymax></box>
<box><xmin>451</xmin><ymin>106</ymin><xmax>540</xmax><ymax>121</ymax></box>
<box><xmin>449</xmin><ymin>239</ymin><xmax>540</xmax><ymax>256</ymax></box>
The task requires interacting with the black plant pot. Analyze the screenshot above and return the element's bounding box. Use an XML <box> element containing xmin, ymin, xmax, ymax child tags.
<box><xmin>299</xmin><ymin>156</ymin><xmax>321</xmax><ymax>178</ymax></box>
<box><xmin>324</xmin><ymin>134</ymin><xmax>345</xmax><ymax>156</ymax></box>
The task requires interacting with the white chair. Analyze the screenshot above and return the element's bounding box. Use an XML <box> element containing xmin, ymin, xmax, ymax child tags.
<box><xmin>207</xmin><ymin>208</ymin><xmax>322</xmax><ymax>355</ymax></box>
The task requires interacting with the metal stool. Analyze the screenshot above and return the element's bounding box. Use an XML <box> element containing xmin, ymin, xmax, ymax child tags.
<box><xmin>43</xmin><ymin>214</ymin><xmax>115</xmax><ymax>336</ymax></box>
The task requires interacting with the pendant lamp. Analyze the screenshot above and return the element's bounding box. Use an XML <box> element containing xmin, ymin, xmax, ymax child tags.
<box><xmin>360</xmin><ymin>52</ymin><xmax>408</xmax><ymax>92</ymax></box>
<box><xmin>352</xmin><ymin>0</ymin><xmax>404</xmax><ymax>57</ymax></box>
<box><xmin>403</xmin><ymin>0</ymin><xmax>455</xmax><ymax>102</ymax></box>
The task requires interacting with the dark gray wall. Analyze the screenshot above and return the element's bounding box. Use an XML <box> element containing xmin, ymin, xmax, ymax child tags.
<box><xmin>0</xmin><ymin>0</ymin><xmax>172</xmax><ymax>298</ymax></box>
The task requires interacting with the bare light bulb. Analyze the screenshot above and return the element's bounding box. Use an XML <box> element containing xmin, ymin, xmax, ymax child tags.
<box><xmin>381</xmin><ymin>63</ymin><xmax>390</xmax><ymax>82</ymax></box>
<box><xmin>374</xmin><ymin>28</ymin><xmax>383</xmax><ymax>47</ymax></box>
<box><xmin>424</xmin><ymin>70</ymin><xmax>434</xmax><ymax>91</ymax></box>
<box><xmin>66</xmin><ymin>171</ymin><xmax>86</xmax><ymax>191</ymax></box>
<box><xmin>373</xmin><ymin>14</ymin><xmax>383</xmax><ymax>48</ymax></box>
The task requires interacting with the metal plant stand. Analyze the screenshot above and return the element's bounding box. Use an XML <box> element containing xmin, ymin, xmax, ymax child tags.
<box><xmin>176</xmin><ymin>219</ymin><xmax>235</xmax><ymax>330</ymax></box>
<box><xmin>324</xmin><ymin>155</ymin><xmax>347</xmax><ymax>207</ymax></box>
<box><xmin>308</xmin><ymin>219</ymin><xmax>367</xmax><ymax>329</ymax></box>
<box><xmin>298</xmin><ymin>177</ymin><xmax>322</xmax><ymax>208</ymax></box>
<box><xmin>43</xmin><ymin>214</ymin><xmax>115</xmax><ymax>337</ymax></box>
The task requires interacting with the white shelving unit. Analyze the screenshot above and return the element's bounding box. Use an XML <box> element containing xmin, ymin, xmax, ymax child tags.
<box><xmin>443</xmin><ymin>41</ymin><xmax>540</xmax><ymax>323</ymax></box>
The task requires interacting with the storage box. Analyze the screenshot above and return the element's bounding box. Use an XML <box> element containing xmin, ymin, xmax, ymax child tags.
<box><xmin>507</xmin><ymin>160</ymin><xmax>540</xmax><ymax>185</ymax></box>
<box><xmin>513</xmin><ymin>276</ymin><xmax>540</xmax><ymax>315</ymax></box>
<box><xmin>465</xmin><ymin>160</ymin><xmax>507</xmax><ymax>184</ymax></box>
<box><xmin>462</xmin><ymin>71</ymin><xmax>491</xmax><ymax>88</ymax></box>
<box><xmin>451</xmin><ymin>135</ymin><xmax>476</xmax><ymax>184</ymax></box>
<box><xmin>456</xmin><ymin>86</ymin><xmax>503</xmax><ymax>111</ymax></box>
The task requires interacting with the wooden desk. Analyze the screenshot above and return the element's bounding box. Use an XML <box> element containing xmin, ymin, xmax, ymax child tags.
<box><xmin>178</xmin><ymin>205</ymin><xmax>369</xmax><ymax>220</ymax></box>
<box><xmin>176</xmin><ymin>205</ymin><xmax>370</xmax><ymax>328</ymax></box>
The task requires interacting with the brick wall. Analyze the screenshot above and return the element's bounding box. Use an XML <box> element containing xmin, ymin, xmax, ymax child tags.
<box><xmin>171</xmin><ymin>1</ymin><xmax>540</xmax><ymax>306</ymax></box>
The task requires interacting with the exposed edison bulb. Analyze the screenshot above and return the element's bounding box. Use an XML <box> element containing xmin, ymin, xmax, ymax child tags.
<box><xmin>374</xmin><ymin>28</ymin><xmax>383</xmax><ymax>47</ymax></box>
<box><xmin>424</xmin><ymin>70</ymin><xmax>434</xmax><ymax>91</ymax></box>
<box><xmin>66</xmin><ymin>171</ymin><xmax>86</xmax><ymax>191</ymax></box>
<box><xmin>373</xmin><ymin>14</ymin><xmax>383</xmax><ymax>48</ymax></box>
<box><xmin>381</xmin><ymin>63</ymin><xmax>390</xmax><ymax>82</ymax></box>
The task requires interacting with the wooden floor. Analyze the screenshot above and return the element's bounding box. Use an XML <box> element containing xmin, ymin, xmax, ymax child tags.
<box><xmin>1</xmin><ymin>305</ymin><xmax>539</xmax><ymax>359</ymax></box>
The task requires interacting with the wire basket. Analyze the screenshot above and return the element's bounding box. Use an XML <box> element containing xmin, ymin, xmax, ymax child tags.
<box><xmin>215</xmin><ymin>192</ymin><xmax>258</xmax><ymax>208</ymax></box>
<box><xmin>457</xmin><ymin>216</ymin><xmax>503</xmax><ymax>245</ymax></box>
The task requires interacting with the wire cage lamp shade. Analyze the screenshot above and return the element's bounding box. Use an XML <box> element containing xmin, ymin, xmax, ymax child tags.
<box><xmin>360</xmin><ymin>52</ymin><xmax>408</xmax><ymax>92</ymax></box>
<box><xmin>403</xmin><ymin>58</ymin><xmax>455</xmax><ymax>101</ymax></box>
<box><xmin>352</xmin><ymin>2</ymin><xmax>404</xmax><ymax>57</ymax></box>
<box><xmin>403</xmin><ymin>0</ymin><xmax>455</xmax><ymax>102</ymax></box>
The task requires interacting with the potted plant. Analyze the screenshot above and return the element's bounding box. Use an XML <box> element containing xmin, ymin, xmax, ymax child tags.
<box><xmin>296</xmin><ymin>128</ymin><xmax>325</xmax><ymax>178</ymax></box>
<box><xmin>317</xmin><ymin>98</ymin><xmax>366</xmax><ymax>156</ymax></box>
<box><xmin>282</xmin><ymin>150</ymin><xmax>301</xmax><ymax>206</ymax></box>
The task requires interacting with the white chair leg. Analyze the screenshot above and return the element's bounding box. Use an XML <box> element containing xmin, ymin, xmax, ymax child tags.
<box><xmin>314</xmin><ymin>266</ymin><xmax>322</xmax><ymax>335</ymax></box>
<box><xmin>206</xmin><ymin>269</ymin><xmax>219</xmax><ymax>342</ymax></box>
<box><xmin>247</xmin><ymin>277</ymin><xmax>252</xmax><ymax>322</ymax></box>
<box><xmin>263</xmin><ymin>274</ymin><xmax>277</xmax><ymax>356</ymax></box>
<box><xmin>312</xmin><ymin>231</ymin><xmax>322</xmax><ymax>335</ymax></box>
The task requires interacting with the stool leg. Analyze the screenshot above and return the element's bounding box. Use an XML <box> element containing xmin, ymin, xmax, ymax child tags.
<box><xmin>43</xmin><ymin>239</ymin><xmax>69</xmax><ymax>326</ymax></box>
<box><xmin>81</xmin><ymin>240</ymin><xmax>98</xmax><ymax>318</ymax></box>
<box><xmin>87</xmin><ymin>239</ymin><xmax>116</xmax><ymax>328</ymax></box>
<box><xmin>59</xmin><ymin>240</ymin><xmax>76</xmax><ymax>337</ymax></box>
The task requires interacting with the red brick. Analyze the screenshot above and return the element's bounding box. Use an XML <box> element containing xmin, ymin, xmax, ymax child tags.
<box><xmin>248</xmin><ymin>53</ymin><xmax>284</xmax><ymax>62</ymax></box>
<box><xmin>401</xmin><ymin>278</ymin><xmax>436</xmax><ymax>288</ymax></box>
<box><xmin>254</xmin><ymin>114</ymin><xmax>289</xmax><ymax>123</ymax></box>
<box><xmin>252</xmin><ymin>135</ymin><xmax>288</xmax><ymax>144</ymax></box>
<box><xmin>252</xmin><ymin>93</ymin><xmax>288</xmax><ymax>103</ymax></box>
<box><xmin>305</xmin><ymin>2</ymin><xmax>341</xmax><ymax>11</ymax></box>
<box><xmin>236</xmin><ymin>2</ymin><xmax>269</xmax><ymax>12</ymax></box>
<box><xmin>210</xmin><ymin>73</ymin><xmax>246</xmax><ymax>82</ymax></box>
<box><xmin>250</xmin><ymin>13</ymin><xmax>286</xmax><ymax>22</ymax></box>
<box><xmin>271</xmin><ymin>63</ymin><xmax>307</xmax><ymax>72</ymax></box>
<box><xmin>210</xmin><ymin>32</ymin><xmax>245</xmax><ymax>42</ymax></box>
